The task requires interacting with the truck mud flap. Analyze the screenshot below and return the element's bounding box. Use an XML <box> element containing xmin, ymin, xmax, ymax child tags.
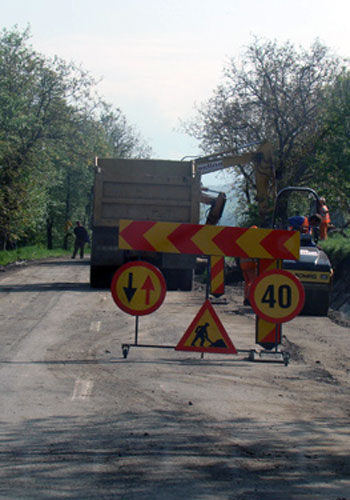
<box><xmin>90</xmin><ymin>265</ymin><xmax>116</xmax><ymax>289</ymax></box>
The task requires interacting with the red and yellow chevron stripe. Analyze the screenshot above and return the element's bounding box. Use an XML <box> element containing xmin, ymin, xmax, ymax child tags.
<box><xmin>259</xmin><ymin>259</ymin><xmax>279</xmax><ymax>274</ymax></box>
<box><xmin>210</xmin><ymin>256</ymin><xmax>225</xmax><ymax>296</ymax></box>
<box><xmin>256</xmin><ymin>317</ymin><xmax>282</xmax><ymax>348</ymax></box>
<box><xmin>119</xmin><ymin>220</ymin><xmax>300</xmax><ymax>260</ymax></box>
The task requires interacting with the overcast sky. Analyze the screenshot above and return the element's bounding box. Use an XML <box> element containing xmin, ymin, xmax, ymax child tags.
<box><xmin>2</xmin><ymin>0</ymin><xmax>350</xmax><ymax>166</ymax></box>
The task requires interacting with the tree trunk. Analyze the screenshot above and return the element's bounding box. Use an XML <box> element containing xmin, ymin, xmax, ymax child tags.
<box><xmin>62</xmin><ymin>171</ymin><xmax>72</xmax><ymax>249</ymax></box>
<box><xmin>47</xmin><ymin>217</ymin><xmax>53</xmax><ymax>250</ymax></box>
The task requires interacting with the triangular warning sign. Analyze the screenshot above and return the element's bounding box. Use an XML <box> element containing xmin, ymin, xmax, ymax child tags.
<box><xmin>176</xmin><ymin>300</ymin><xmax>237</xmax><ymax>354</ymax></box>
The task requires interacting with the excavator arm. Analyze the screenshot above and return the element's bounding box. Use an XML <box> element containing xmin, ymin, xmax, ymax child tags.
<box><xmin>200</xmin><ymin>188</ymin><xmax>227</xmax><ymax>225</ymax></box>
<box><xmin>195</xmin><ymin>141</ymin><xmax>276</xmax><ymax>224</ymax></box>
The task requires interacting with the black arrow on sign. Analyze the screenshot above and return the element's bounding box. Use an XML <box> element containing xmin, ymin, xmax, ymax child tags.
<box><xmin>123</xmin><ymin>272</ymin><xmax>137</xmax><ymax>302</ymax></box>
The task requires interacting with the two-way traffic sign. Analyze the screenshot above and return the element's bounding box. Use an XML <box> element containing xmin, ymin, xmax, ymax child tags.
<box><xmin>111</xmin><ymin>261</ymin><xmax>166</xmax><ymax>316</ymax></box>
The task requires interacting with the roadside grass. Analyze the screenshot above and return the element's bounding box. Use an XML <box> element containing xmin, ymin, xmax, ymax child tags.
<box><xmin>0</xmin><ymin>245</ymin><xmax>81</xmax><ymax>267</ymax></box>
<box><xmin>319</xmin><ymin>230</ymin><xmax>350</xmax><ymax>269</ymax></box>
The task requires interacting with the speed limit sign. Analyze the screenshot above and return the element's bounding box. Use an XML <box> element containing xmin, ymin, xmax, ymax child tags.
<box><xmin>249</xmin><ymin>269</ymin><xmax>305</xmax><ymax>323</ymax></box>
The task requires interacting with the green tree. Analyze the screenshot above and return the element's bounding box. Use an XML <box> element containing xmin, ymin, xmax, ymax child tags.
<box><xmin>0</xmin><ymin>26</ymin><xmax>99</xmax><ymax>248</ymax></box>
<box><xmin>186</xmin><ymin>37</ymin><xmax>344</xmax><ymax>223</ymax></box>
<box><xmin>99</xmin><ymin>102</ymin><xmax>152</xmax><ymax>158</ymax></box>
<box><xmin>311</xmin><ymin>72</ymin><xmax>350</xmax><ymax>217</ymax></box>
<box><xmin>0</xmin><ymin>26</ymin><xmax>152</xmax><ymax>249</ymax></box>
<box><xmin>46</xmin><ymin>104</ymin><xmax>152</xmax><ymax>250</ymax></box>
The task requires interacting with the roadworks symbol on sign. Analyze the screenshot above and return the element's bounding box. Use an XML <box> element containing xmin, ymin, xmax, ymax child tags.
<box><xmin>175</xmin><ymin>300</ymin><xmax>237</xmax><ymax>354</ymax></box>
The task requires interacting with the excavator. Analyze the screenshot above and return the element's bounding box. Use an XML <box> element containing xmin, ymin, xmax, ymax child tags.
<box><xmin>195</xmin><ymin>140</ymin><xmax>276</xmax><ymax>225</ymax></box>
<box><xmin>195</xmin><ymin>142</ymin><xmax>332</xmax><ymax>316</ymax></box>
<box><xmin>195</xmin><ymin>140</ymin><xmax>276</xmax><ymax>298</ymax></box>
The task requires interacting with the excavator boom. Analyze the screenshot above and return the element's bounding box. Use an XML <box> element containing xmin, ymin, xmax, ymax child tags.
<box><xmin>195</xmin><ymin>141</ymin><xmax>276</xmax><ymax>224</ymax></box>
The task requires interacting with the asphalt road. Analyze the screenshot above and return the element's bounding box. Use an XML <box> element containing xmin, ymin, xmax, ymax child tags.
<box><xmin>0</xmin><ymin>258</ymin><xmax>349</xmax><ymax>499</ymax></box>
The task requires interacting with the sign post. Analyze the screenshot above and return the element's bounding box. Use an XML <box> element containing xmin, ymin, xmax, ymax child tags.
<box><xmin>249</xmin><ymin>269</ymin><xmax>305</xmax><ymax>364</ymax></box>
<box><xmin>111</xmin><ymin>261</ymin><xmax>169</xmax><ymax>358</ymax></box>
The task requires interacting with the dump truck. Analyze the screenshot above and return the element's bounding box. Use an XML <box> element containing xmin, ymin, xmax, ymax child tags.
<box><xmin>90</xmin><ymin>157</ymin><xmax>200</xmax><ymax>290</ymax></box>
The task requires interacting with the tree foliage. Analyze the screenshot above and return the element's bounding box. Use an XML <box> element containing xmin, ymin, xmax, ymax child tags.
<box><xmin>186</xmin><ymin>37</ymin><xmax>345</xmax><ymax>223</ymax></box>
<box><xmin>311</xmin><ymin>72</ymin><xmax>350</xmax><ymax>216</ymax></box>
<box><xmin>0</xmin><ymin>26</ymin><xmax>151</xmax><ymax>249</ymax></box>
<box><xmin>99</xmin><ymin>102</ymin><xmax>152</xmax><ymax>159</ymax></box>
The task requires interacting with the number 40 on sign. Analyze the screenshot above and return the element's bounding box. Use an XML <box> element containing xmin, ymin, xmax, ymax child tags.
<box><xmin>249</xmin><ymin>269</ymin><xmax>305</xmax><ymax>323</ymax></box>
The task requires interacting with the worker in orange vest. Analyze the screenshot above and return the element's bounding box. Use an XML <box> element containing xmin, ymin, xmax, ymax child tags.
<box><xmin>288</xmin><ymin>214</ymin><xmax>321</xmax><ymax>234</ymax></box>
<box><xmin>239</xmin><ymin>225</ymin><xmax>258</xmax><ymax>306</ymax></box>
<box><xmin>319</xmin><ymin>197</ymin><xmax>330</xmax><ymax>240</ymax></box>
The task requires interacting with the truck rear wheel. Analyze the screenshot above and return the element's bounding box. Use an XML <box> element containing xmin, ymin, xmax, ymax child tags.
<box><xmin>179</xmin><ymin>269</ymin><xmax>193</xmax><ymax>291</ymax></box>
<box><xmin>302</xmin><ymin>289</ymin><xmax>329</xmax><ymax>316</ymax></box>
<box><xmin>162</xmin><ymin>269</ymin><xmax>193</xmax><ymax>291</ymax></box>
<box><xmin>90</xmin><ymin>266</ymin><xmax>100</xmax><ymax>288</ymax></box>
<box><xmin>90</xmin><ymin>266</ymin><xmax>115</xmax><ymax>289</ymax></box>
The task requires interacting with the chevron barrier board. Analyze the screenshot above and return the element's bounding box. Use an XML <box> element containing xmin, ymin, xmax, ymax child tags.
<box><xmin>118</xmin><ymin>220</ymin><xmax>300</xmax><ymax>260</ymax></box>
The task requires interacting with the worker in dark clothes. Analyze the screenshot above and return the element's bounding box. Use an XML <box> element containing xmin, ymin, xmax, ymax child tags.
<box><xmin>72</xmin><ymin>221</ymin><xmax>90</xmax><ymax>259</ymax></box>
